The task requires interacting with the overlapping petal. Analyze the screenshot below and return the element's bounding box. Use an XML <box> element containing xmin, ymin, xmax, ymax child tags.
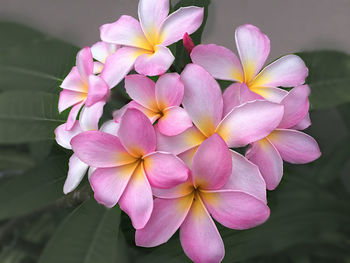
<box><xmin>216</xmin><ymin>100</ymin><xmax>284</xmax><ymax>147</ymax></box>
<box><xmin>79</xmin><ymin>101</ymin><xmax>105</xmax><ymax>131</ymax></box>
<box><xmin>192</xmin><ymin>134</ymin><xmax>232</xmax><ymax>190</ymax></box>
<box><xmin>160</xmin><ymin>7</ymin><xmax>204</xmax><ymax>46</ymax></box>
<box><xmin>85</xmin><ymin>75</ymin><xmax>109</xmax><ymax>107</ymax></box>
<box><xmin>246</xmin><ymin>139</ymin><xmax>283</xmax><ymax>190</ymax></box>
<box><xmin>201</xmin><ymin>190</ymin><xmax>270</xmax><ymax>230</ymax></box>
<box><xmin>235</xmin><ymin>24</ymin><xmax>270</xmax><ymax>84</ymax></box>
<box><xmin>118</xmin><ymin>109</ymin><xmax>156</xmax><ymax>157</ymax></box>
<box><xmin>180</xmin><ymin>194</ymin><xmax>225</xmax><ymax>263</ymax></box>
<box><xmin>76</xmin><ymin>47</ymin><xmax>93</xmax><ymax>82</ymax></box>
<box><xmin>181</xmin><ymin>64</ymin><xmax>223</xmax><ymax>137</ymax></box>
<box><xmin>251</xmin><ymin>54</ymin><xmax>308</xmax><ymax>88</ymax></box>
<box><xmin>119</xmin><ymin>163</ymin><xmax>153</xmax><ymax>229</ymax></box>
<box><xmin>155</xmin><ymin>73</ymin><xmax>184</xmax><ymax>110</ymax></box>
<box><xmin>125</xmin><ymin>74</ymin><xmax>157</xmax><ymax>110</ymax></box>
<box><xmin>101</xmin><ymin>47</ymin><xmax>145</xmax><ymax>88</ymax></box>
<box><xmin>90</xmin><ymin>162</ymin><xmax>138</xmax><ymax>208</ymax></box>
<box><xmin>71</xmin><ymin>131</ymin><xmax>137</xmax><ymax>167</ymax></box>
<box><xmin>268</xmin><ymin>129</ymin><xmax>321</xmax><ymax>164</ymax></box>
<box><xmin>136</xmin><ymin>195</ymin><xmax>193</xmax><ymax>247</ymax></box>
<box><xmin>138</xmin><ymin>0</ymin><xmax>169</xmax><ymax>45</ymax></box>
<box><xmin>134</xmin><ymin>45</ymin><xmax>174</xmax><ymax>76</ymax></box>
<box><xmin>143</xmin><ymin>152</ymin><xmax>189</xmax><ymax>188</ymax></box>
<box><xmin>191</xmin><ymin>44</ymin><xmax>243</xmax><ymax>82</ymax></box>
<box><xmin>100</xmin><ymin>15</ymin><xmax>153</xmax><ymax>50</ymax></box>
<box><xmin>157</xmin><ymin>106</ymin><xmax>192</xmax><ymax>136</ymax></box>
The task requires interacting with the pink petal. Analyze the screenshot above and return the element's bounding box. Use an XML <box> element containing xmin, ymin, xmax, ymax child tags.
<box><xmin>181</xmin><ymin>64</ymin><xmax>223</xmax><ymax>137</ymax></box>
<box><xmin>136</xmin><ymin>195</ymin><xmax>193</xmax><ymax>247</ymax></box>
<box><xmin>246</xmin><ymin>139</ymin><xmax>283</xmax><ymax>190</ymax></box>
<box><xmin>156</xmin><ymin>126</ymin><xmax>206</xmax><ymax>155</ymax></box>
<box><xmin>134</xmin><ymin>45</ymin><xmax>174</xmax><ymax>76</ymax></box>
<box><xmin>85</xmin><ymin>75</ymin><xmax>109</xmax><ymax>107</ymax></box>
<box><xmin>157</xmin><ymin>106</ymin><xmax>193</xmax><ymax>136</ymax></box>
<box><xmin>216</xmin><ymin>100</ymin><xmax>284</xmax><ymax>148</ymax></box>
<box><xmin>268</xmin><ymin>129</ymin><xmax>321</xmax><ymax>164</ymax></box>
<box><xmin>223</xmin><ymin>83</ymin><xmax>263</xmax><ymax>116</ymax></box>
<box><xmin>124</xmin><ymin>74</ymin><xmax>157</xmax><ymax>111</ymax></box>
<box><xmin>251</xmin><ymin>54</ymin><xmax>308</xmax><ymax>88</ymax></box>
<box><xmin>58</xmin><ymin>89</ymin><xmax>85</xmax><ymax>113</ymax></box>
<box><xmin>113</xmin><ymin>101</ymin><xmax>160</xmax><ymax>124</ymax></box>
<box><xmin>250</xmin><ymin>86</ymin><xmax>288</xmax><ymax>103</ymax></box>
<box><xmin>99</xmin><ymin>120</ymin><xmax>120</xmax><ymax>135</ymax></box>
<box><xmin>118</xmin><ymin>108</ymin><xmax>156</xmax><ymax>157</ymax></box>
<box><xmin>160</xmin><ymin>7</ymin><xmax>204</xmax><ymax>46</ymax></box>
<box><xmin>66</xmin><ymin>101</ymin><xmax>84</xmax><ymax>130</ymax></box>
<box><xmin>235</xmin><ymin>24</ymin><xmax>270</xmax><ymax>83</ymax></box>
<box><xmin>180</xmin><ymin>194</ymin><xmax>224</xmax><ymax>263</ymax></box>
<box><xmin>155</xmin><ymin>73</ymin><xmax>184</xmax><ymax>110</ymax></box>
<box><xmin>278</xmin><ymin>85</ymin><xmax>310</xmax><ymax>129</ymax></box>
<box><xmin>101</xmin><ymin>46</ymin><xmax>145</xmax><ymax>88</ymax></box>
<box><xmin>292</xmin><ymin>113</ymin><xmax>311</xmax><ymax>130</ymax></box>
<box><xmin>79</xmin><ymin>101</ymin><xmax>105</xmax><ymax>131</ymax></box>
<box><xmin>60</xmin><ymin>67</ymin><xmax>87</xmax><ymax>92</ymax></box>
<box><xmin>63</xmin><ymin>154</ymin><xmax>89</xmax><ymax>194</ymax></box>
<box><xmin>119</xmin><ymin>163</ymin><xmax>153</xmax><ymax>229</ymax></box>
<box><xmin>71</xmin><ymin>131</ymin><xmax>136</xmax><ymax>167</ymax></box>
<box><xmin>138</xmin><ymin>0</ymin><xmax>169</xmax><ymax>45</ymax></box>
<box><xmin>225</xmin><ymin>150</ymin><xmax>267</xmax><ymax>203</ymax></box>
<box><xmin>76</xmin><ymin>47</ymin><xmax>93</xmax><ymax>82</ymax></box>
<box><xmin>91</xmin><ymin>41</ymin><xmax>118</xmax><ymax>64</ymax></box>
<box><xmin>178</xmin><ymin>147</ymin><xmax>198</xmax><ymax>169</ymax></box>
<box><xmin>192</xmin><ymin>134</ymin><xmax>232</xmax><ymax>190</ymax></box>
<box><xmin>100</xmin><ymin>15</ymin><xmax>152</xmax><ymax>50</ymax></box>
<box><xmin>200</xmin><ymin>190</ymin><xmax>270</xmax><ymax>230</ymax></box>
<box><xmin>143</xmin><ymin>151</ymin><xmax>189</xmax><ymax>188</ymax></box>
<box><xmin>152</xmin><ymin>179</ymin><xmax>194</xmax><ymax>199</ymax></box>
<box><xmin>55</xmin><ymin>121</ymin><xmax>83</xmax><ymax>149</ymax></box>
<box><xmin>191</xmin><ymin>44</ymin><xmax>244</xmax><ymax>82</ymax></box>
<box><xmin>90</xmin><ymin>162</ymin><xmax>138</xmax><ymax>208</ymax></box>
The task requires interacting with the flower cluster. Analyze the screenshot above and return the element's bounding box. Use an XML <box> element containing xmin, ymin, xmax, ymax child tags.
<box><xmin>54</xmin><ymin>0</ymin><xmax>321</xmax><ymax>262</ymax></box>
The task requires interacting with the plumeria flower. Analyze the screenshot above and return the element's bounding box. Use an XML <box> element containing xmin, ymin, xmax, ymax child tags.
<box><xmin>91</xmin><ymin>41</ymin><xmax>119</xmax><ymax>74</ymax></box>
<box><xmin>190</xmin><ymin>24</ymin><xmax>308</xmax><ymax>104</ymax></box>
<box><xmin>244</xmin><ymin>85</ymin><xmax>321</xmax><ymax>190</ymax></box>
<box><xmin>59</xmin><ymin>47</ymin><xmax>109</xmax><ymax>130</ymax></box>
<box><xmin>99</xmin><ymin>0</ymin><xmax>204</xmax><ymax>88</ymax></box>
<box><xmin>156</xmin><ymin>64</ymin><xmax>285</xmax><ymax>163</ymax></box>
<box><xmin>71</xmin><ymin>108</ymin><xmax>189</xmax><ymax>229</ymax></box>
<box><xmin>55</xmin><ymin>119</ymin><xmax>119</xmax><ymax>194</ymax></box>
<box><xmin>136</xmin><ymin>134</ymin><xmax>270</xmax><ymax>263</ymax></box>
<box><xmin>121</xmin><ymin>73</ymin><xmax>192</xmax><ymax>136</ymax></box>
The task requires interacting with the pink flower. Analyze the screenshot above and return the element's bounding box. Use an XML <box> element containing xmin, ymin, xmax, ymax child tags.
<box><xmin>71</xmin><ymin>108</ymin><xmax>189</xmax><ymax>229</ymax></box>
<box><xmin>156</xmin><ymin>64</ymin><xmax>285</xmax><ymax>159</ymax></box>
<box><xmin>136</xmin><ymin>134</ymin><xmax>270</xmax><ymax>263</ymax></box>
<box><xmin>99</xmin><ymin>0</ymin><xmax>204</xmax><ymax>87</ymax></box>
<box><xmin>55</xmin><ymin>120</ymin><xmax>119</xmax><ymax>194</ymax></box>
<box><xmin>118</xmin><ymin>73</ymin><xmax>192</xmax><ymax>136</ymax></box>
<box><xmin>91</xmin><ymin>41</ymin><xmax>119</xmax><ymax>74</ymax></box>
<box><xmin>191</xmin><ymin>24</ymin><xmax>308</xmax><ymax>103</ymax></box>
<box><xmin>245</xmin><ymin>85</ymin><xmax>321</xmax><ymax>190</ymax></box>
<box><xmin>59</xmin><ymin>47</ymin><xmax>109</xmax><ymax>130</ymax></box>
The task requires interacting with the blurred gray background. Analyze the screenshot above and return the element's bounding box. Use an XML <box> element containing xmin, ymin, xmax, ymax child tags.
<box><xmin>1</xmin><ymin>0</ymin><xmax>349</xmax><ymax>59</ymax></box>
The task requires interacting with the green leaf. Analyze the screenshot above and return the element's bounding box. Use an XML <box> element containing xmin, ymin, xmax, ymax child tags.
<box><xmin>0</xmin><ymin>91</ymin><xmax>66</xmax><ymax>144</ymax></box>
<box><xmin>0</xmin><ymin>22</ymin><xmax>78</xmax><ymax>93</ymax></box>
<box><xmin>0</xmin><ymin>148</ymin><xmax>35</xmax><ymax>171</ymax></box>
<box><xmin>0</xmin><ymin>153</ymin><xmax>68</xmax><ymax>220</ymax></box>
<box><xmin>39</xmin><ymin>198</ymin><xmax>123</xmax><ymax>263</ymax></box>
<box><xmin>298</xmin><ymin>50</ymin><xmax>350</xmax><ymax>109</ymax></box>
